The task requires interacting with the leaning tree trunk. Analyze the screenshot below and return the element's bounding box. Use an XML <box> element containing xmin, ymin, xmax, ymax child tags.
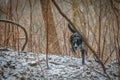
<box><xmin>40</xmin><ymin>0</ymin><xmax>61</xmax><ymax>55</ymax></box>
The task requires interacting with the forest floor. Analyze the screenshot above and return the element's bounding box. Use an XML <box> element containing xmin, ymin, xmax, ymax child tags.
<box><xmin>0</xmin><ymin>50</ymin><xmax>118</xmax><ymax>80</ymax></box>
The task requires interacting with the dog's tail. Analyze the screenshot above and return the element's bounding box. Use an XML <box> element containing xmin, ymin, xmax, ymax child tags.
<box><xmin>68</xmin><ymin>24</ymin><xmax>76</xmax><ymax>33</ymax></box>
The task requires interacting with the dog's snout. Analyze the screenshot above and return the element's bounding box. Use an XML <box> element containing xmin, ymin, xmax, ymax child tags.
<box><xmin>74</xmin><ymin>43</ymin><xmax>78</xmax><ymax>49</ymax></box>
<box><xmin>74</xmin><ymin>47</ymin><xmax>77</xmax><ymax>50</ymax></box>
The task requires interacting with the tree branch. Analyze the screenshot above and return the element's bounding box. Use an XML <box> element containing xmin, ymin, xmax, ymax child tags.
<box><xmin>51</xmin><ymin>0</ymin><xmax>111</xmax><ymax>79</ymax></box>
<box><xmin>0</xmin><ymin>19</ymin><xmax>28</xmax><ymax>51</ymax></box>
<box><xmin>52</xmin><ymin>0</ymin><xmax>99</xmax><ymax>61</ymax></box>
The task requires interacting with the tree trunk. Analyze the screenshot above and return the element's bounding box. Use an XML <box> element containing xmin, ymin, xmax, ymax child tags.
<box><xmin>40</xmin><ymin>0</ymin><xmax>61</xmax><ymax>54</ymax></box>
<box><xmin>28</xmin><ymin>0</ymin><xmax>33</xmax><ymax>52</ymax></box>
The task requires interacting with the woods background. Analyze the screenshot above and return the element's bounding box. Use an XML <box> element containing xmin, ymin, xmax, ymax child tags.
<box><xmin>0</xmin><ymin>0</ymin><xmax>120</xmax><ymax>66</ymax></box>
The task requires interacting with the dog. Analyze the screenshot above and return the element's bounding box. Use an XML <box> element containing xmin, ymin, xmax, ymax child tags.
<box><xmin>68</xmin><ymin>23</ymin><xmax>87</xmax><ymax>65</ymax></box>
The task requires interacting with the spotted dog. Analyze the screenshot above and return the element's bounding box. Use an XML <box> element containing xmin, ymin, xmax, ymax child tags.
<box><xmin>68</xmin><ymin>24</ymin><xmax>87</xmax><ymax>65</ymax></box>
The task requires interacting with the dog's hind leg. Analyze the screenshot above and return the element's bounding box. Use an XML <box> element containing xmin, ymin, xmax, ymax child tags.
<box><xmin>81</xmin><ymin>50</ymin><xmax>85</xmax><ymax>65</ymax></box>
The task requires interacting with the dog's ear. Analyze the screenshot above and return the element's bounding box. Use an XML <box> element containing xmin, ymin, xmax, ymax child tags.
<box><xmin>68</xmin><ymin>24</ymin><xmax>76</xmax><ymax>33</ymax></box>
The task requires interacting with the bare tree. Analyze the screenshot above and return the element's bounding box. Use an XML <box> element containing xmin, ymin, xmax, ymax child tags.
<box><xmin>40</xmin><ymin>0</ymin><xmax>61</xmax><ymax>68</ymax></box>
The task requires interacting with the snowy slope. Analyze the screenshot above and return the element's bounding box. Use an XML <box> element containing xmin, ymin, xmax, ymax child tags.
<box><xmin>0</xmin><ymin>51</ymin><xmax>118</xmax><ymax>80</ymax></box>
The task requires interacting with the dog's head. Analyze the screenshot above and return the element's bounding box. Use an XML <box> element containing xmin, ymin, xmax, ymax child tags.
<box><xmin>70</xmin><ymin>33</ymin><xmax>82</xmax><ymax>53</ymax></box>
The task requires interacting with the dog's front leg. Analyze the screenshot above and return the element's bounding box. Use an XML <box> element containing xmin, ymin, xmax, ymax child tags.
<box><xmin>71</xmin><ymin>46</ymin><xmax>77</xmax><ymax>55</ymax></box>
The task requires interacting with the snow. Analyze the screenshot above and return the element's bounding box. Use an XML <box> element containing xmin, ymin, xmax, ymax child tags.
<box><xmin>0</xmin><ymin>50</ymin><xmax>118</xmax><ymax>80</ymax></box>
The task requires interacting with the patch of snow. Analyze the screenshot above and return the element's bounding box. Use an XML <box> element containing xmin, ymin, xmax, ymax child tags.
<box><xmin>0</xmin><ymin>51</ymin><xmax>118</xmax><ymax>80</ymax></box>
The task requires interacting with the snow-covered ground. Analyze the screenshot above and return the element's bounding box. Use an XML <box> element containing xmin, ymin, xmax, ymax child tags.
<box><xmin>0</xmin><ymin>50</ymin><xmax>118</xmax><ymax>80</ymax></box>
